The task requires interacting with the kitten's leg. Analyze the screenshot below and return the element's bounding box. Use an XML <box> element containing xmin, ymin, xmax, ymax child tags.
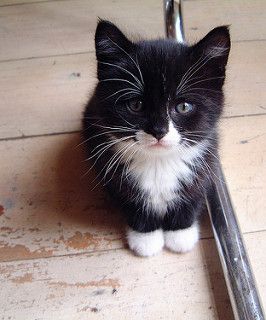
<box><xmin>162</xmin><ymin>201</ymin><xmax>202</xmax><ymax>253</ymax></box>
<box><xmin>124</xmin><ymin>205</ymin><xmax>164</xmax><ymax>257</ymax></box>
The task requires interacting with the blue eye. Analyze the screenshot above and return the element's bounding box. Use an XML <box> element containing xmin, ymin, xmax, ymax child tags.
<box><xmin>175</xmin><ymin>102</ymin><xmax>194</xmax><ymax>114</ymax></box>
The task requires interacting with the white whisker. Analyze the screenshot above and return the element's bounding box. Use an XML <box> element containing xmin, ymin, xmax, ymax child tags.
<box><xmin>177</xmin><ymin>43</ymin><xmax>227</xmax><ymax>95</ymax></box>
<box><xmin>92</xmin><ymin>123</ymin><xmax>135</xmax><ymax>131</ymax></box>
<box><xmin>88</xmin><ymin>135</ymin><xmax>135</xmax><ymax>160</ymax></box>
<box><xmin>98</xmin><ymin>61</ymin><xmax>144</xmax><ymax>90</ymax></box>
<box><xmin>114</xmin><ymin>91</ymin><xmax>139</xmax><ymax>105</ymax></box>
<box><xmin>181</xmin><ymin>87</ymin><xmax>221</xmax><ymax>94</ymax></box>
<box><xmin>82</xmin><ymin>135</ymin><xmax>135</xmax><ymax>179</ymax></box>
<box><xmin>100</xmin><ymin>88</ymin><xmax>139</xmax><ymax>102</ymax></box>
<box><xmin>179</xmin><ymin>76</ymin><xmax>225</xmax><ymax>95</ymax></box>
<box><xmin>117</xmin><ymin>113</ymin><xmax>136</xmax><ymax>128</ymax></box>
<box><xmin>104</xmin><ymin>141</ymin><xmax>137</xmax><ymax>184</ymax></box>
<box><xmin>78</xmin><ymin>128</ymin><xmax>135</xmax><ymax>148</ymax></box>
<box><xmin>176</xmin><ymin>53</ymin><xmax>207</xmax><ymax>93</ymax></box>
<box><xmin>184</xmin><ymin>132</ymin><xmax>218</xmax><ymax>141</ymax></box>
<box><xmin>107</xmin><ymin>36</ymin><xmax>144</xmax><ymax>85</ymax></box>
<box><xmin>91</xmin><ymin>133</ymin><xmax>135</xmax><ymax>153</ymax></box>
<box><xmin>91</xmin><ymin>140</ymin><xmax>136</xmax><ymax>190</ymax></box>
<box><xmin>99</xmin><ymin>78</ymin><xmax>141</xmax><ymax>92</ymax></box>
<box><xmin>119</xmin><ymin>144</ymin><xmax>139</xmax><ymax>189</ymax></box>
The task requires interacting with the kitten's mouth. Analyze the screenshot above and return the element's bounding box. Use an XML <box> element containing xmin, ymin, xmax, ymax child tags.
<box><xmin>148</xmin><ymin>141</ymin><xmax>172</xmax><ymax>149</ymax></box>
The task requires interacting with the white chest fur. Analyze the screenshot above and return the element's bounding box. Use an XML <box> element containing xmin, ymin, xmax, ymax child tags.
<box><xmin>128</xmin><ymin>141</ymin><xmax>207</xmax><ymax>215</ymax></box>
<box><xmin>130</xmin><ymin>156</ymin><xmax>191</xmax><ymax>214</ymax></box>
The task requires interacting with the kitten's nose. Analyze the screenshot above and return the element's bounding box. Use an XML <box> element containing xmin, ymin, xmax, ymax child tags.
<box><xmin>149</xmin><ymin>126</ymin><xmax>168</xmax><ymax>141</ymax></box>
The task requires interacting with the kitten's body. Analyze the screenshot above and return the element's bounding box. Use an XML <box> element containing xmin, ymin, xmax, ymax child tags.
<box><xmin>83</xmin><ymin>21</ymin><xmax>230</xmax><ymax>256</ymax></box>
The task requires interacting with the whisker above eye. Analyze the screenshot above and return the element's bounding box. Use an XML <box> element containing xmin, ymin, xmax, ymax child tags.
<box><xmin>100</xmin><ymin>88</ymin><xmax>140</xmax><ymax>102</ymax></box>
<box><xmin>182</xmin><ymin>87</ymin><xmax>221</xmax><ymax>94</ymax></box>
<box><xmin>114</xmin><ymin>91</ymin><xmax>140</xmax><ymax>105</ymax></box>
<box><xmin>177</xmin><ymin>93</ymin><xmax>214</xmax><ymax>104</ymax></box>
<box><xmin>98</xmin><ymin>61</ymin><xmax>144</xmax><ymax>90</ymax></box>
<box><xmin>99</xmin><ymin>78</ymin><xmax>142</xmax><ymax>92</ymax></box>
<box><xmin>106</xmin><ymin>36</ymin><xmax>144</xmax><ymax>85</ymax></box>
<box><xmin>178</xmin><ymin>76</ymin><xmax>225</xmax><ymax>95</ymax></box>
<box><xmin>176</xmin><ymin>53</ymin><xmax>207</xmax><ymax>93</ymax></box>
<box><xmin>176</xmin><ymin>42</ymin><xmax>227</xmax><ymax>95</ymax></box>
<box><xmin>91</xmin><ymin>123</ymin><xmax>136</xmax><ymax>131</ymax></box>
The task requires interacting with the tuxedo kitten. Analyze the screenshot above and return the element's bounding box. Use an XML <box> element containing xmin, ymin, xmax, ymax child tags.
<box><xmin>82</xmin><ymin>20</ymin><xmax>230</xmax><ymax>256</ymax></box>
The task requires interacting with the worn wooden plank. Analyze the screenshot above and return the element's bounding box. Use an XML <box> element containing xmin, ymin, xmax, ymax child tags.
<box><xmin>0</xmin><ymin>133</ymin><xmax>212</xmax><ymax>262</ymax></box>
<box><xmin>225</xmin><ymin>41</ymin><xmax>266</xmax><ymax>118</ymax></box>
<box><xmin>1</xmin><ymin>0</ymin><xmax>266</xmax><ymax>62</ymax></box>
<box><xmin>0</xmin><ymin>133</ymin><xmax>124</xmax><ymax>262</ymax></box>
<box><xmin>183</xmin><ymin>0</ymin><xmax>266</xmax><ymax>42</ymax></box>
<box><xmin>0</xmin><ymin>237</ymin><xmax>236</xmax><ymax>320</ymax></box>
<box><xmin>0</xmin><ymin>53</ymin><xmax>96</xmax><ymax>139</ymax></box>
<box><xmin>0</xmin><ymin>0</ymin><xmax>164</xmax><ymax>61</ymax></box>
<box><xmin>1</xmin><ymin>232</ymin><xmax>264</xmax><ymax>319</ymax></box>
<box><xmin>0</xmin><ymin>41</ymin><xmax>265</xmax><ymax>139</ymax></box>
<box><xmin>220</xmin><ymin>115</ymin><xmax>266</xmax><ymax>235</ymax></box>
<box><xmin>0</xmin><ymin>115</ymin><xmax>265</xmax><ymax>262</ymax></box>
<box><xmin>0</xmin><ymin>0</ymin><xmax>49</xmax><ymax>5</ymax></box>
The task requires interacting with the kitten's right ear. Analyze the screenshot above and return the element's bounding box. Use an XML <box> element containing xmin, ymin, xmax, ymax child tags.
<box><xmin>95</xmin><ymin>20</ymin><xmax>133</xmax><ymax>61</ymax></box>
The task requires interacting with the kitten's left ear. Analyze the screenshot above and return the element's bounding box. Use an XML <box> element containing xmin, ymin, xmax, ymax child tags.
<box><xmin>193</xmin><ymin>26</ymin><xmax>231</xmax><ymax>70</ymax></box>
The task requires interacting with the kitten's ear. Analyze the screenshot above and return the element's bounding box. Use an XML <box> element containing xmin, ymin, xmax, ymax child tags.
<box><xmin>193</xmin><ymin>26</ymin><xmax>231</xmax><ymax>69</ymax></box>
<box><xmin>95</xmin><ymin>20</ymin><xmax>134</xmax><ymax>61</ymax></box>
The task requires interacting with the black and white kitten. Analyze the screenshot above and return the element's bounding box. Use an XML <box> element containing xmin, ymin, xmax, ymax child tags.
<box><xmin>82</xmin><ymin>20</ymin><xmax>230</xmax><ymax>257</ymax></box>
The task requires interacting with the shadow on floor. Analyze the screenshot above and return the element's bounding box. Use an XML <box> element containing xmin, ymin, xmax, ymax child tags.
<box><xmin>55</xmin><ymin>132</ymin><xmax>127</xmax><ymax>241</ymax></box>
<box><xmin>201</xmin><ymin>235</ymin><xmax>235</xmax><ymax>320</ymax></box>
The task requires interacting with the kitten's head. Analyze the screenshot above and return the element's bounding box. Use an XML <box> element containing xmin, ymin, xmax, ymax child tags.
<box><xmin>93</xmin><ymin>20</ymin><xmax>230</xmax><ymax>156</ymax></box>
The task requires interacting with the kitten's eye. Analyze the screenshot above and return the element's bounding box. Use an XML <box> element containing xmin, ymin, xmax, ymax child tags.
<box><xmin>128</xmin><ymin>101</ymin><xmax>143</xmax><ymax>113</ymax></box>
<box><xmin>175</xmin><ymin>102</ymin><xmax>194</xmax><ymax>114</ymax></box>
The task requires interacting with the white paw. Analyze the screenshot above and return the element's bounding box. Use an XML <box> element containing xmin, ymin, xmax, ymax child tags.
<box><xmin>164</xmin><ymin>223</ymin><xmax>199</xmax><ymax>253</ymax></box>
<box><xmin>127</xmin><ymin>228</ymin><xmax>164</xmax><ymax>257</ymax></box>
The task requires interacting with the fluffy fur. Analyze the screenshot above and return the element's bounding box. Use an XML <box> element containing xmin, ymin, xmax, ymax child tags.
<box><xmin>127</xmin><ymin>228</ymin><xmax>164</xmax><ymax>257</ymax></box>
<box><xmin>164</xmin><ymin>223</ymin><xmax>199</xmax><ymax>253</ymax></box>
<box><xmin>82</xmin><ymin>20</ymin><xmax>230</xmax><ymax>256</ymax></box>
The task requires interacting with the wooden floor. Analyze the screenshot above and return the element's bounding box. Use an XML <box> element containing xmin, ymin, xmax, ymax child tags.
<box><xmin>0</xmin><ymin>1</ymin><xmax>265</xmax><ymax>319</ymax></box>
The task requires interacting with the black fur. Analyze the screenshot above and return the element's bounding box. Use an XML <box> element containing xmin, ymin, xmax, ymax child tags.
<box><xmin>82</xmin><ymin>20</ymin><xmax>230</xmax><ymax>233</ymax></box>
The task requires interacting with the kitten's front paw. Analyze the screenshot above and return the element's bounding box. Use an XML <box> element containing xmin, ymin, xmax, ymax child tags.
<box><xmin>127</xmin><ymin>229</ymin><xmax>164</xmax><ymax>257</ymax></box>
<box><xmin>164</xmin><ymin>223</ymin><xmax>199</xmax><ymax>253</ymax></box>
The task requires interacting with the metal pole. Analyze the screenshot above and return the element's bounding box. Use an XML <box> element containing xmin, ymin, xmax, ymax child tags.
<box><xmin>163</xmin><ymin>0</ymin><xmax>184</xmax><ymax>42</ymax></box>
<box><xmin>163</xmin><ymin>1</ymin><xmax>265</xmax><ymax>319</ymax></box>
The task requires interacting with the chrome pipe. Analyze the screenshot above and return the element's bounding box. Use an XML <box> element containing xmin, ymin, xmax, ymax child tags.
<box><xmin>163</xmin><ymin>0</ymin><xmax>184</xmax><ymax>42</ymax></box>
<box><xmin>163</xmin><ymin>1</ymin><xmax>265</xmax><ymax>319</ymax></box>
<box><xmin>206</xmin><ymin>165</ymin><xmax>265</xmax><ymax>320</ymax></box>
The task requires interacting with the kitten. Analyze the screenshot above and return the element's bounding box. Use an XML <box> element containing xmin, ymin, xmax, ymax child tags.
<box><xmin>82</xmin><ymin>20</ymin><xmax>230</xmax><ymax>257</ymax></box>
